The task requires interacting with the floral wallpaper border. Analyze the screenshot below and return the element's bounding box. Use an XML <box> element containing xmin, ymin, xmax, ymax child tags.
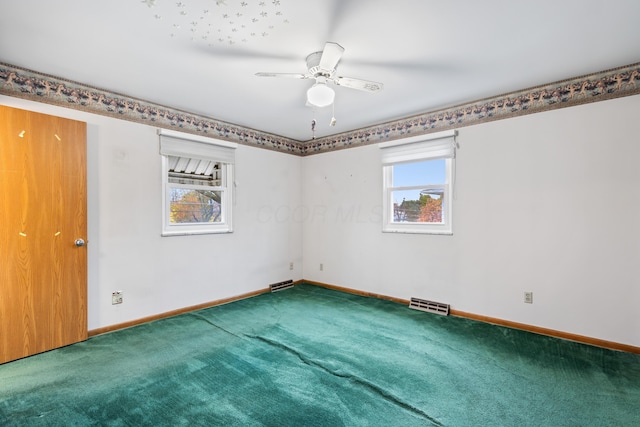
<box><xmin>305</xmin><ymin>62</ymin><xmax>640</xmax><ymax>155</ymax></box>
<box><xmin>0</xmin><ymin>62</ymin><xmax>301</xmax><ymax>154</ymax></box>
<box><xmin>1</xmin><ymin>61</ymin><xmax>639</xmax><ymax>157</ymax></box>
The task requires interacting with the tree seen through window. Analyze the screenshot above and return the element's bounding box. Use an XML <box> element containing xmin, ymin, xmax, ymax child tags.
<box><xmin>170</xmin><ymin>188</ymin><xmax>222</xmax><ymax>223</ymax></box>
<box><xmin>393</xmin><ymin>193</ymin><xmax>443</xmax><ymax>224</ymax></box>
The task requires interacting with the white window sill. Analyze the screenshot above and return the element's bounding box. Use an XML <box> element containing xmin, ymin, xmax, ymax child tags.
<box><xmin>382</xmin><ymin>225</ymin><xmax>452</xmax><ymax>235</ymax></box>
<box><xmin>161</xmin><ymin>228</ymin><xmax>233</xmax><ymax>237</ymax></box>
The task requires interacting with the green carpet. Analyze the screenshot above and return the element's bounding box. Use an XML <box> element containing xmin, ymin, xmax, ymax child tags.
<box><xmin>1</xmin><ymin>284</ymin><xmax>639</xmax><ymax>426</ymax></box>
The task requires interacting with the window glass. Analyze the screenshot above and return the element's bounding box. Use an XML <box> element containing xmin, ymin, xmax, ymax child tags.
<box><xmin>392</xmin><ymin>159</ymin><xmax>446</xmax><ymax>186</ymax></box>
<box><xmin>169</xmin><ymin>188</ymin><xmax>222</xmax><ymax>224</ymax></box>
<box><xmin>391</xmin><ymin>159</ymin><xmax>446</xmax><ymax>224</ymax></box>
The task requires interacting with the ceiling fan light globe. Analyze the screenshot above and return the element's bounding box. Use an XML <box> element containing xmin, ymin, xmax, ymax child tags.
<box><xmin>307</xmin><ymin>83</ymin><xmax>335</xmax><ymax>107</ymax></box>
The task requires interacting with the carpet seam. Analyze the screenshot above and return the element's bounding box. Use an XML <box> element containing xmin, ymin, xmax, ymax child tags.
<box><xmin>248</xmin><ymin>334</ymin><xmax>444</xmax><ymax>427</ymax></box>
<box><xmin>187</xmin><ymin>313</ymin><xmax>245</xmax><ymax>339</ymax></box>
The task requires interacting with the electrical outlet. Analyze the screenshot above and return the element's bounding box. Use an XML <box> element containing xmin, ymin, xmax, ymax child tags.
<box><xmin>289</xmin><ymin>262</ymin><xmax>294</xmax><ymax>270</ymax></box>
<box><xmin>112</xmin><ymin>291</ymin><xmax>123</xmax><ymax>305</ymax></box>
<box><xmin>320</xmin><ymin>263</ymin><xmax>324</xmax><ymax>271</ymax></box>
<box><xmin>524</xmin><ymin>292</ymin><xmax>533</xmax><ymax>304</ymax></box>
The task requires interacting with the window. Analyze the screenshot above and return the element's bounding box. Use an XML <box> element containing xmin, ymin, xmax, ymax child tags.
<box><xmin>159</xmin><ymin>130</ymin><xmax>236</xmax><ymax>236</ymax></box>
<box><xmin>380</xmin><ymin>130</ymin><xmax>456</xmax><ymax>234</ymax></box>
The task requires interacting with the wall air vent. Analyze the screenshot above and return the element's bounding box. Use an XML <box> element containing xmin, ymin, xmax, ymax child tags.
<box><xmin>270</xmin><ymin>280</ymin><xmax>294</xmax><ymax>292</ymax></box>
<box><xmin>409</xmin><ymin>297</ymin><xmax>450</xmax><ymax>316</ymax></box>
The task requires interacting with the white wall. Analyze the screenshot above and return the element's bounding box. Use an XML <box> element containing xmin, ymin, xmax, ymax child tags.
<box><xmin>4</xmin><ymin>92</ymin><xmax>639</xmax><ymax>347</ymax></box>
<box><xmin>1</xmin><ymin>95</ymin><xmax>302</xmax><ymax>331</ymax></box>
<box><xmin>302</xmin><ymin>94</ymin><xmax>640</xmax><ymax>348</ymax></box>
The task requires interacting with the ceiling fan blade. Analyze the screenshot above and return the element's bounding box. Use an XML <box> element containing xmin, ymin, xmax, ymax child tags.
<box><xmin>318</xmin><ymin>42</ymin><xmax>345</xmax><ymax>72</ymax></box>
<box><xmin>255</xmin><ymin>72</ymin><xmax>310</xmax><ymax>79</ymax></box>
<box><xmin>334</xmin><ymin>76</ymin><xmax>383</xmax><ymax>92</ymax></box>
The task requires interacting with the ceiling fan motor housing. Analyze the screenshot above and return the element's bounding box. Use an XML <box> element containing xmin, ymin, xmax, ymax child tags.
<box><xmin>306</xmin><ymin>51</ymin><xmax>333</xmax><ymax>77</ymax></box>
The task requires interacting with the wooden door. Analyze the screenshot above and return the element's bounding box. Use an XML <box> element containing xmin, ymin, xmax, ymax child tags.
<box><xmin>0</xmin><ymin>105</ymin><xmax>87</xmax><ymax>364</ymax></box>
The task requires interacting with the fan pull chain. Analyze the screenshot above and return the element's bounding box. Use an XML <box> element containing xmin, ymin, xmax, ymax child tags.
<box><xmin>330</xmin><ymin>102</ymin><xmax>336</xmax><ymax>126</ymax></box>
<box><xmin>311</xmin><ymin>118</ymin><xmax>316</xmax><ymax>139</ymax></box>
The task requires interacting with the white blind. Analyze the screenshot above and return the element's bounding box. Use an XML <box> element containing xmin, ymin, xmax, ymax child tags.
<box><xmin>379</xmin><ymin>131</ymin><xmax>456</xmax><ymax>165</ymax></box>
<box><xmin>159</xmin><ymin>133</ymin><xmax>236</xmax><ymax>164</ymax></box>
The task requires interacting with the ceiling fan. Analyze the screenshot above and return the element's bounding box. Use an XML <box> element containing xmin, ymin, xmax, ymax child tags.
<box><xmin>255</xmin><ymin>42</ymin><xmax>384</xmax><ymax>108</ymax></box>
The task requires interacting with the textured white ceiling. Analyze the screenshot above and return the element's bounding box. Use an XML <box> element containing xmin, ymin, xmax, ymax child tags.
<box><xmin>1</xmin><ymin>0</ymin><xmax>640</xmax><ymax>141</ymax></box>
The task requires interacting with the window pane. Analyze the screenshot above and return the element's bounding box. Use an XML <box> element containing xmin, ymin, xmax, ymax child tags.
<box><xmin>169</xmin><ymin>188</ymin><xmax>222</xmax><ymax>224</ymax></box>
<box><xmin>392</xmin><ymin>190</ymin><xmax>444</xmax><ymax>223</ymax></box>
<box><xmin>392</xmin><ymin>159</ymin><xmax>446</xmax><ymax>187</ymax></box>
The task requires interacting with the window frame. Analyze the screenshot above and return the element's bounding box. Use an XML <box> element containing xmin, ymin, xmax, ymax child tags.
<box><xmin>159</xmin><ymin>130</ymin><xmax>236</xmax><ymax>236</ymax></box>
<box><xmin>380</xmin><ymin>130</ymin><xmax>457</xmax><ymax>235</ymax></box>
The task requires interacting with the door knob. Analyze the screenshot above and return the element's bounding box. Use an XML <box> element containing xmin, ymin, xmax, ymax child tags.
<box><xmin>74</xmin><ymin>238</ymin><xmax>85</xmax><ymax>247</ymax></box>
